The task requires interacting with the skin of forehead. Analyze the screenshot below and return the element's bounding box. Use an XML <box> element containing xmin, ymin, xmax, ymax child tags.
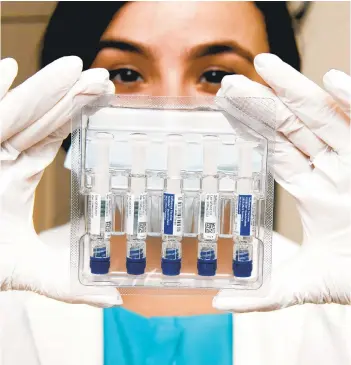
<box><xmin>100</xmin><ymin>1</ymin><xmax>269</xmax><ymax>59</ymax></box>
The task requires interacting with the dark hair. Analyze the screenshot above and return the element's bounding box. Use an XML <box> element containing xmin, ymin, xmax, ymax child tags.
<box><xmin>41</xmin><ymin>1</ymin><xmax>309</xmax><ymax>151</ymax></box>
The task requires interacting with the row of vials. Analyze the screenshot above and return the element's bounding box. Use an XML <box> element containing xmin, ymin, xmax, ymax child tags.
<box><xmin>87</xmin><ymin>133</ymin><xmax>256</xmax><ymax>278</ymax></box>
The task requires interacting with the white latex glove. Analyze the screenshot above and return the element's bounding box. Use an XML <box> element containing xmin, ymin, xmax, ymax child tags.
<box><xmin>0</xmin><ymin>57</ymin><xmax>122</xmax><ymax>307</ymax></box>
<box><xmin>214</xmin><ymin>53</ymin><xmax>351</xmax><ymax>312</ymax></box>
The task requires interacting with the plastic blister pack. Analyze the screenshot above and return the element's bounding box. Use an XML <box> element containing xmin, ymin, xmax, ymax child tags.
<box><xmin>71</xmin><ymin>95</ymin><xmax>275</xmax><ymax>294</ymax></box>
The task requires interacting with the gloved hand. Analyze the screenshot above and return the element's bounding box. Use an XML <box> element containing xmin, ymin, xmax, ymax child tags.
<box><xmin>214</xmin><ymin>53</ymin><xmax>351</xmax><ymax>312</ymax></box>
<box><xmin>0</xmin><ymin>57</ymin><xmax>122</xmax><ymax>307</ymax></box>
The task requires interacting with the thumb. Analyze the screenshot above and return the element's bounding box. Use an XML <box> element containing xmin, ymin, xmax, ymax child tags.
<box><xmin>213</xmin><ymin>250</ymin><xmax>315</xmax><ymax>313</ymax></box>
<box><xmin>3</xmin><ymin>231</ymin><xmax>123</xmax><ymax>308</ymax></box>
<box><xmin>64</xmin><ymin>284</ymin><xmax>123</xmax><ymax>308</ymax></box>
<box><xmin>213</xmin><ymin>286</ymin><xmax>291</xmax><ymax>313</ymax></box>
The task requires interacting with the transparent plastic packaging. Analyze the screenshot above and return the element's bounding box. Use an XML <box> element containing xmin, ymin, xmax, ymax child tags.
<box><xmin>70</xmin><ymin>95</ymin><xmax>275</xmax><ymax>295</ymax></box>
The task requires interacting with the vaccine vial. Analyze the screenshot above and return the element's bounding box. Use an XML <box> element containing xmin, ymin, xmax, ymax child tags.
<box><xmin>161</xmin><ymin>134</ymin><xmax>184</xmax><ymax>276</ymax></box>
<box><xmin>125</xmin><ymin>133</ymin><xmax>148</xmax><ymax>275</ymax></box>
<box><xmin>88</xmin><ymin>133</ymin><xmax>113</xmax><ymax>275</ymax></box>
<box><xmin>198</xmin><ymin>135</ymin><xmax>219</xmax><ymax>276</ymax></box>
<box><xmin>233</xmin><ymin>142</ymin><xmax>257</xmax><ymax>278</ymax></box>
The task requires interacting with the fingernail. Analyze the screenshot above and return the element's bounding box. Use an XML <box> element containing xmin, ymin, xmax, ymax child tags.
<box><xmin>220</xmin><ymin>74</ymin><xmax>235</xmax><ymax>93</ymax></box>
<box><xmin>55</xmin><ymin>56</ymin><xmax>83</xmax><ymax>73</ymax></box>
<box><xmin>216</xmin><ymin>88</ymin><xmax>224</xmax><ymax>97</ymax></box>
<box><xmin>324</xmin><ymin>69</ymin><xmax>347</xmax><ymax>84</ymax></box>
<box><xmin>254</xmin><ymin>53</ymin><xmax>281</xmax><ymax>70</ymax></box>
<box><xmin>327</xmin><ymin>68</ymin><xmax>344</xmax><ymax>76</ymax></box>
<box><xmin>254</xmin><ymin>53</ymin><xmax>270</xmax><ymax>69</ymax></box>
<box><xmin>106</xmin><ymin>80</ymin><xmax>115</xmax><ymax>94</ymax></box>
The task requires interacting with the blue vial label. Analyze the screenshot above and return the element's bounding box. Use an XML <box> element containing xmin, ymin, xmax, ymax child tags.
<box><xmin>235</xmin><ymin>249</ymin><xmax>250</xmax><ymax>262</ymax></box>
<box><xmin>129</xmin><ymin>248</ymin><xmax>144</xmax><ymax>260</ymax></box>
<box><xmin>163</xmin><ymin>193</ymin><xmax>175</xmax><ymax>235</ymax></box>
<box><xmin>93</xmin><ymin>246</ymin><xmax>107</xmax><ymax>258</ymax></box>
<box><xmin>165</xmin><ymin>248</ymin><xmax>180</xmax><ymax>260</ymax></box>
<box><xmin>236</xmin><ymin>194</ymin><xmax>253</xmax><ymax>236</ymax></box>
<box><xmin>163</xmin><ymin>193</ymin><xmax>183</xmax><ymax>236</ymax></box>
<box><xmin>200</xmin><ymin>248</ymin><xmax>216</xmax><ymax>260</ymax></box>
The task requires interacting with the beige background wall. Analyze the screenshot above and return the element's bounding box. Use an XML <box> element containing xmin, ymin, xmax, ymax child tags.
<box><xmin>1</xmin><ymin>1</ymin><xmax>69</xmax><ymax>232</ymax></box>
<box><xmin>1</xmin><ymin>1</ymin><xmax>350</xmax><ymax>241</ymax></box>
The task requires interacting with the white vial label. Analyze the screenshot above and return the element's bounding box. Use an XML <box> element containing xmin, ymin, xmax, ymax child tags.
<box><xmin>126</xmin><ymin>193</ymin><xmax>148</xmax><ymax>238</ymax></box>
<box><xmin>126</xmin><ymin>193</ymin><xmax>135</xmax><ymax>235</ymax></box>
<box><xmin>104</xmin><ymin>193</ymin><xmax>112</xmax><ymax>239</ymax></box>
<box><xmin>163</xmin><ymin>193</ymin><xmax>183</xmax><ymax>236</ymax></box>
<box><xmin>89</xmin><ymin>193</ymin><xmax>101</xmax><ymax>235</ymax></box>
<box><xmin>203</xmin><ymin>193</ymin><xmax>219</xmax><ymax>240</ymax></box>
<box><xmin>137</xmin><ymin>193</ymin><xmax>148</xmax><ymax>239</ymax></box>
<box><xmin>235</xmin><ymin>194</ymin><xmax>255</xmax><ymax>236</ymax></box>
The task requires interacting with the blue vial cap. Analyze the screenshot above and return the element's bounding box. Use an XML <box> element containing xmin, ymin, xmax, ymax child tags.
<box><xmin>197</xmin><ymin>258</ymin><xmax>217</xmax><ymax>276</ymax></box>
<box><xmin>233</xmin><ymin>259</ymin><xmax>253</xmax><ymax>278</ymax></box>
<box><xmin>161</xmin><ymin>258</ymin><xmax>181</xmax><ymax>276</ymax></box>
<box><xmin>90</xmin><ymin>257</ymin><xmax>110</xmax><ymax>275</ymax></box>
<box><xmin>126</xmin><ymin>257</ymin><xmax>146</xmax><ymax>275</ymax></box>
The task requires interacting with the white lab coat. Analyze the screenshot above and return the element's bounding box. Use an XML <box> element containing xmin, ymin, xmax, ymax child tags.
<box><xmin>1</xmin><ymin>224</ymin><xmax>351</xmax><ymax>365</ymax></box>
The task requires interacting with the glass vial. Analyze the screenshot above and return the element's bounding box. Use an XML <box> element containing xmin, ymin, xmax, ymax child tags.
<box><xmin>125</xmin><ymin>133</ymin><xmax>148</xmax><ymax>275</ymax></box>
<box><xmin>161</xmin><ymin>134</ymin><xmax>184</xmax><ymax>276</ymax></box>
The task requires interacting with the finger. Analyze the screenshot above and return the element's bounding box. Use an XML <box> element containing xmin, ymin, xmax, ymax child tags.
<box><xmin>213</xmin><ymin>248</ymin><xmax>334</xmax><ymax>313</ymax></box>
<box><xmin>6</xmin><ymin>238</ymin><xmax>123</xmax><ymax>308</ymax></box>
<box><xmin>218</xmin><ymin>75</ymin><xmax>316</xmax><ymax>183</ymax></box>
<box><xmin>0</xmin><ymin>56</ymin><xmax>83</xmax><ymax>143</ymax></box>
<box><xmin>220</xmin><ymin>75</ymin><xmax>326</xmax><ymax>161</ymax></box>
<box><xmin>213</xmin><ymin>269</ymin><xmax>296</xmax><ymax>313</ymax></box>
<box><xmin>323</xmin><ymin>69</ymin><xmax>351</xmax><ymax>117</ymax></box>
<box><xmin>254</xmin><ymin>53</ymin><xmax>350</xmax><ymax>154</ymax></box>
<box><xmin>213</xmin><ymin>290</ymin><xmax>285</xmax><ymax>312</ymax></box>
<box><xmin>7</xmin><ymin>69</ymin><xmax>112</xmax><ymax>153</ymax></box>
<box><xmin>213</xmin><ymin>265</ymin><xmax>298</xmax><ymax>313</ymax></box>
<box><xmin>0</xmin><ymin>72</ymin><xmax>113</xmax><ymax>220</ymax></box>
<box><xmin>62</xmin><ymin>287</ymin><xmax>123</xmax><ymax>308</ymax></box>
<box><xmin>0</xmin><ymin>58</ymin><xmax>18</xmax><ymax>100</ymax></box>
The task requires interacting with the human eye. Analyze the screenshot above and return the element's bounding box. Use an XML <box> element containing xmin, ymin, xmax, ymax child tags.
<box><xmin>199</xmin><ymin>69</ymin><xmax>234</xmax><ymax>84</ymax></box>
<box><xmin>109</xmin><ymin>68</ymin><xmax>143</xmax><ymax>84</ymax></box>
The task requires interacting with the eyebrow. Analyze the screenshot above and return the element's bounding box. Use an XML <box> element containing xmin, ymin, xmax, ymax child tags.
<box><xmin>97</xmin><ymin>39</ymin><xmax>254</xmax><ymax>63</ymax></box>
<box><xmin>97</xmin><ymin>39</ymin><xmax>152</xmax><ymax>58</ymax></box>
<box><xmin>191</xmin><ymin>41</ymin><xmax>254</xmax><ymax>62</ymax></box>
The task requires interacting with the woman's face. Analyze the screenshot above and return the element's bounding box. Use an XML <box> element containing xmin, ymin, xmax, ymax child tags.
<box><xmin>92</xmin><ymin>1</ymin><xmax>269</xmax><ymax>96</ymax></box>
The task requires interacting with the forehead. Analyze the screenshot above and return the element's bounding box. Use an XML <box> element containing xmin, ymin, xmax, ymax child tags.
<box><xmin>102</xmin><ymin>2</ymin><xmax>268</xmax><ymax>54</ymax></box>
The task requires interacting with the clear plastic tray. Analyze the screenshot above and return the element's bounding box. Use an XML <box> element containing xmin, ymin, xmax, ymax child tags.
<box><xmin>70</xmin><ymin>95</ymin><xmax>275</xmax><ymax>294</ymax></box>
